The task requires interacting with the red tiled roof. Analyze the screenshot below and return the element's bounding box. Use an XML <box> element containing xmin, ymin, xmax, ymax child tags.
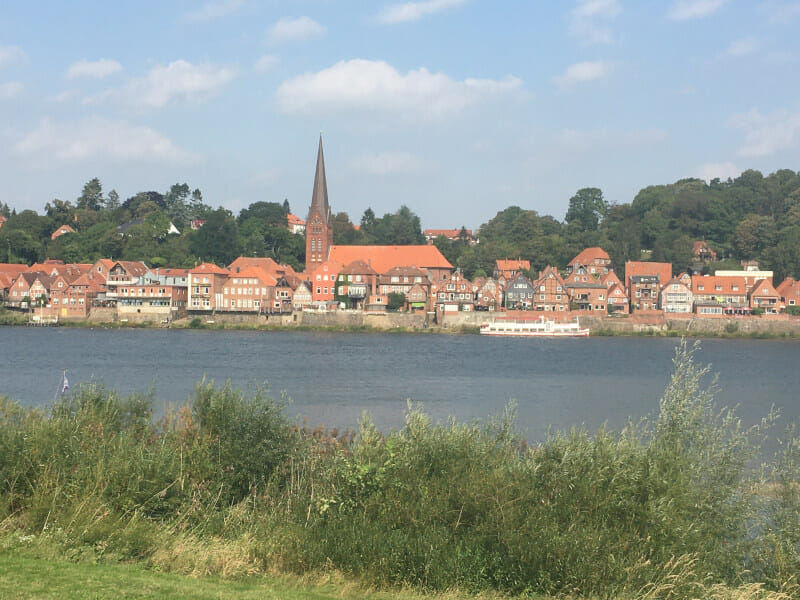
<box><xmin>225</xmin><ymin>266</ymin><xmax>277</xmax><ymax>286</ymax></box>
<box><xmin>495</xmin><ymin>259</ymin><xmax>530</xmax><ymax>272</ymax></box>
<box><xmin>190</xmin><ymin>262</ymin><xmax>229</xmax><ymax>275</ymax></box>
<box><xmin>750</xmin><ymin>278</ymin><xmax>779</xmax><ymax>297</ymax></box>
<box><xmin>424</xmin><ymin>228</ymin><xmax>472</xmax><ymax>238</ymax></box>
<box><xmin>0</xmin><ymin>263</ymin><xmax>30</xmax><ymax>276</ymax></box>
<box><xmin>569</xmin><ymin>247</ymin><xmax>610</xmax><ymax>266</ymax></box>
<box><xmin>327</xmin><ymin>245</ymin><xmax>452</xmax><ymax>274</ymax></box>
<box><xmin>777</xmin><ymin>277</ymin><xmax>800</xmax><ymax>299</ymax></box>
<box><xmin>287</xmin><ymin>214</ymin><xmax>306</xmax><ymax>226</ymax></box>
<box><xmin>625</xmin><ymin>261</ymin><xmax>672</xmax><ymax>285</ymax></box>
<box><xmin>51</xmin><ymin>224</ymin><xmax>76</xmax><ymax>240</ymax></box>
<box><xmin>691</xmin><ymin>274</ymin><xmax>747</xmax><ymax>296</ymax></box>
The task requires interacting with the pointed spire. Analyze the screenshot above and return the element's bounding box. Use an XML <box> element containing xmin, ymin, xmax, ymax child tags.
<box><xmin>311</xmin><ymin>135</ymin><xmax>329</xmax><ymax>219</ymax></box>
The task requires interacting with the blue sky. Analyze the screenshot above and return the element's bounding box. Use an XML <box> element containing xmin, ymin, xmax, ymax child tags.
<box><xmin>1</xmin><ymin>0</ymin><xmax>799</xmax><ymax>229</ymax></box>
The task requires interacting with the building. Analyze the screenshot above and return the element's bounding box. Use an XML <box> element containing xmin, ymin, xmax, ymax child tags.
<box><xmin>691</xmin><ymin>275</ymin><xmax>749</xmax><ymax>315</ymax></box>
<box><xmin>625</xmin><ymin>261</ymin><xmax>672</xmax><ymax>311</ymax></box>
<box><xmin>504</xmin><ymin>274</ymin><xmax>535</xmax><ymax>309</ymax></box>
<box><xmin>692</xmin><ymin>240</ymin><xmax>717</xmax><ymax>263</ymax></box>
<box><xmin>51</xmin><ymin>224</ymin><xmax>76</xmax><ymax>240</ymax></box>
<box><xmin>335</xmin><ymin>260</ymin><xmax>379</xmax><ymax>310</ymax></box>
<box><xmin>287</xmin><ymin>214</ymin><xmax>306</xmax><ymax>235</ymax></box>
<box><xmin>532</xmin><ymin>266</ymin><xmax>569</xmax><ymax>312</ymax></box>
<box><xmin>566</xmin><ymin>247</ymin><xmax>612</xmax><ymax>277</ymax></box>
<box><xmin>748</xmin><ymin>279</ymin><xmax>780</xmax><ymax>314</ymax></box>
<box><xmin>776</xmin><ymin>277</ymin><xmax>800</xmax><ymax>311</ymax></box>
<box><xmin>305</xmin><ymin>136</ymin><xmax>334</xmax><ymax>267</ymax></box>
<box><xmin>493</xmin><ymin>259</ymin><xmax>530</xmax><ymax>281</ymax></box>
<box><xmin>424</xmin><ymin>228</ymin><xmax>474</xmax><ymax>244</ymax></box>
<box><xmin>188</xmin><ymin>262</ymin><xmax>229</xmax><ymax>310</ymax></box>
<box><xmin>660</xmin><ymin>278</ymin><xmax>693</xmax><ymax>313</ymax></box>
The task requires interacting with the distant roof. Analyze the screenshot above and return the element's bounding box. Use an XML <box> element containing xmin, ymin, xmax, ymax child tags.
<box><xmin>495</xmin><ymin>259</ymin><xmax>530</xmax><ymax>272</ymax></box>
<box><xmin>424</xmin><ymin>228</ymin><xmax>472</xmax><ymax>238</ymax></box>
<box><xmin>190</xmin><ymin>262</ymin><xmax>229</xmax><ymax>275</ymax></box>
<box><xmin>625</xmin><ymin>261</ymin><xmax>672</xmax><ymax>285</ymax></box>
<box><xmin>287</xmin><ymin>214</ymin><xmax>306</xmax><ymax>226</ymax></box>
<box><xmin>327</xmin><ymin>245</ymin><xmax>452</xmax><ymax>274</ymax></box>
<box><xmin>569</xmin><ymin>247</ymin><xmax>611</xmax><ymax>266</ymax></box>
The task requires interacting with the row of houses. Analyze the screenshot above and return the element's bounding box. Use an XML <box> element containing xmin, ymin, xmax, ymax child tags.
<box><xmin>2</xmin><ymin>244</ymin><xmax>800</xmax><ymax>323</ymax></box>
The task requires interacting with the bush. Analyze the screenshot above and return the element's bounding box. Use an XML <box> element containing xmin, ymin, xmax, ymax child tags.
<box><xmin>188</xmin><ymin>317</ymin><xmax>203</xmax><ymax>328</ymax></box>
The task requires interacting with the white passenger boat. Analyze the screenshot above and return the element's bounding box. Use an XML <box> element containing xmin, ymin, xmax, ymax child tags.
<box><xmin>480</xmin><ymin>316</ymin><xmax>590</xmax><ymax>337</ymax></box>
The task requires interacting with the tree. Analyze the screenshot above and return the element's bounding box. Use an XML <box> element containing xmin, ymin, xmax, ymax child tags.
<box><xmin>164</xmin><ymin>183</ymin><xmax>191</xmax><ymax>230</ymax></box>
<box><xmin>565</xmin><ymin>187</ymin><xmax>608</xmax><ymax>232</ymax></box>
<box><xmin>238</xmin><ymin>201</ymin><xmax>287</xmax><ymax>226</ymax></box>
<box><xmin>282</xmin><ymin>198</ymin><xmax>291</xmax><ymax>214</ymax></box>
<box><xmin>190</xmin><ymin>207</ymin><xmax>240</xmax><ymax>264</ymax></box>
<box><xmin>77</xmin><ymin>178</ymin><xmax>104</xmax><ymax>211</ymax></box>
<box><xmin>106</xmin><ymin>189</ymin><xmax>121</xmax><ymax>211</ymax></box>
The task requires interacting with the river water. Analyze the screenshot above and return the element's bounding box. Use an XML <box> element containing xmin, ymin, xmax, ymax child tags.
<box><xmin>1</xmin><ymin>327</ymin><xmax>798</xmax><ymax>441</ymax></box>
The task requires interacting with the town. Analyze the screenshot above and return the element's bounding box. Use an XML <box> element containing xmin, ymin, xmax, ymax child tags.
<box><xmin>1</xmin><ymin>140</ymin><xmax>798</xmax><ymax>330</ymax></box>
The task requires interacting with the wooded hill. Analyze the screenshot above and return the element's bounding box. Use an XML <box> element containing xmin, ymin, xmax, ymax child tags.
<box><xmin>2</xmin><ymin>168</ymin><xmax>799</xmax><ymax>281</ymax></box>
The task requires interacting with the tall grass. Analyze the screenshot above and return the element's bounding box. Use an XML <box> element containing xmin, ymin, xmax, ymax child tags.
<box><xmin>1</xmin><ymin>340</ymin><xmax>800</xmax><ymax>598</ymax></box>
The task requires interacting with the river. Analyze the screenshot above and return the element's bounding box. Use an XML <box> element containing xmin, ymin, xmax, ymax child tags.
<box><xmin>1</xmin><ymin>327</ymin><xmax>798</xmax><ymax>441</ymax></box>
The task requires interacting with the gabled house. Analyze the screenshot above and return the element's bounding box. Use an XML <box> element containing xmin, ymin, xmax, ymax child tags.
<box><xmin>625</xmin><ymin>261</ymin><xmax>673</xmax><ymax>311</ymax></box>
<box><xmin>406</xmin><ymin>282</ymin><xmax>429</xmax><ymax>311</ymax></box>
<box><xmin>188</xmin><ymin>263</ymin><xmax>229</xmax><ymax>311</ymax></box>
<box><xmin>8</xmin><ymin>272</ymin><xmax>52</xmax><ymax>308</ymax></box>
<box><xmin>475</xmin><ymin>278</ymin><xmax>502</xmax><ymax>311</ymax></box>
<box><xmin>292</xmin><ymin>281</ymin><xmax>313</xmax><ymax>309</ymax></box>
<box><xmin>220</xmin><ymin>266</ymin><xmax>277</xmax><ymax>313</ymax></box>
<box><xmin>566</xmin><ymin>279</ymin><xmax>607</xmax><ymax>312</ymax></box>
<box><xmin>336</xmin><ymin>260</ymin><xmax>379</xmax><ymax>310</ymax></box>
<box><xmin>377</xmin><ymin>266</ymin><xmax>430</xmax><ymax>299</ymax></box>
<box><xmin>693</xmin><ymin>241</ymin><xmax>717</xmax><ymax>263</ymax></box>
<box><xmin>504</xmin><ymin>273</ymin><xmax>535</xmax><ymax>309</ymax></box>
<box><xmin>532</xmin><ymin>266</ymin><xmax>568</xmax><ymax>312</ymax></box>
<box><xmin>493</xmin><ymin>259</ymin><xmax>530</xmax><ymax>281</ymax></box>
<box><xmin>424</xmin><ymin>228</ymin><xmax>475</xmax><ymax>245</ymax></box>
<box><xmin>51</xmin><ymin>224</ymin><xmax>76</xmax><ymax>240</ymax></box>
<box><xmin>607</xmin><ymin>282</ymin><xmax>629</xmax><ymax>314</ymax></box>
<box><xmin>660</xmin><ymin>278</ymin><xmax>693</xmax><ymax>313</ymax></box>
<box><xmin>776</xmin><ymin>277</ymin><xmax>800</xmax><ymax>311</ymax></box>
<box><xmin>287</xmin><ymin>213</ymin><xmax>306</xmax><ymax>235</ymax></box>
<box><xmin>749</xmin><ymin>279</ymin><xmax>780</xmax><ymax>314</ymax></box>
<box><xmin>566</xmin><ymin>247</ymin><xmax>612</xmax><ymax>277</ymax></box>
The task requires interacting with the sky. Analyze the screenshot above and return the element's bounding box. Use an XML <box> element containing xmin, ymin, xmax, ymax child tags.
<box><xmin>1</xmin><ymin>0</ymin><xmax>799</xmax><ymax>230</ymax></box>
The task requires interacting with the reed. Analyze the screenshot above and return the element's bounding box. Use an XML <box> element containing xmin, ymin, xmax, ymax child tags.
<box><xmin>1</xmin><ymin>340</ymin><xmax>800</xmax><ymax>598</ymax></box>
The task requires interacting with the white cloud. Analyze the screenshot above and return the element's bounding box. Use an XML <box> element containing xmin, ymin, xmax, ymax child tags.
<box><xmin>377</xmin><ymin>0</ymin><xmax>468</xmax><ymax>24</ymax></box>
<box><xmin>351</xmin><ymin>151</ymin><xmax>424</xmax><ymax>175</ymax></box>
<box><xmin>65</xmin><ymin>58</ymin><xmax>123</xmax><ymax>79</ymax></box>
<box><xmin>0</xmin><ymin>45</ymin><xmax>27</xmax><ymax>70</ymax></box>
<box><xmin>267</xmin><ymin>16</ymin><xmax>325</xmax><ymax>44</ymax></box>
<box><xmin>569</xmin><ymin>0</ymin><xmax>621</xmax><ymax>45</ymax></box>
<box><xmin>182</xmin><ymin>0</ymin><xmax>243</xmax><ymax>22</ymax></box>
<box><xmin>726</xmin><ymin>37</ymin><xmax>759</xmax><ymax>57</ymax></box>
<box><xmin>254</xmin><ymin>54</ymin><xmax>278</xmax><ymax>73</ymax></box>
<box><xmin>276</xmin><ymin>59</ymin><xmax>521</xmax><ymax>119</ymax></box>
<box><xmin>0</xmin><ymin>81</ymin><xmax>23</xmax><ymax>99</ymax></box>
<box><xmin>667</xmin><ymin>0</ymin><xmax>729</xmax><ymax>20</ymax></box>
<box><xmin>87</xmin><ymin>60</ymin><xmax>236</xmax><ymax>109</ymax></box>
<box><xmin>729</xmin><ymin>107</ymin><xmax>800</xmax><ymax>157</ymax></box>
<box><xmin>553</xmin><ymin>60</ymin><xmax>612</xmax><ymax>87</ymax></box>
<box><xmin>14</xmin><ymin>117</ymin><xmax>196</xmax><ymax>164</ymax></box>
<box><xmin>696</xmin><ymin>161</ymin><xmax>741</xmax><ymax>182</ymax></box>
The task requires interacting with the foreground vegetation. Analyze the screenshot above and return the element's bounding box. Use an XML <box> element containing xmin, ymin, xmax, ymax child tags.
<box><xmin>2</xmin><ymin>341</ymin><xmax>800</xmax><ymax>599</ymax></box>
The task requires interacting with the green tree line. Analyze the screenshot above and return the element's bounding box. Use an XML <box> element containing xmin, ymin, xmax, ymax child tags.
<box><xmin>3</xmin><ymin>169</ymin><xmax>800</xmax><ymax>282</ymax></box>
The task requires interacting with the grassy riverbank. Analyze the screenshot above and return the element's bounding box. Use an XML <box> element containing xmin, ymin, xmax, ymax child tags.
<box><xmin>2</xmin><ymin>341</ymin><xmax>800</xmax><ymax>599</ymax></box>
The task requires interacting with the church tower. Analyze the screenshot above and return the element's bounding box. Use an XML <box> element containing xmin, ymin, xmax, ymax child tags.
<box><xmin>305</xmin><ymin>136</ymin><xmax>334</xmax><ymax>268</ymax></box>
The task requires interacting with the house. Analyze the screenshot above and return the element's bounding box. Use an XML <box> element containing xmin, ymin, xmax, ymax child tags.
<box><xmin>377</xmin><ymin>266</ymin><xmax>430</xmax><ymax>307</ymax></box>
<box><xmin>327</xmin><ymin>245</ymin><xmax>453</xmax><ymax>283</ymax></box>
<box><xmin>691</xmin><ymin>275</ymin><xmax>749</xmax><ymax>315</ymax></box>
<box><xmin>105</xmin><ymin>261</ymin><xmax>149</xmax><ymax>299</ymax></box>
<box><xmin>749</xmin><ymin>279</ymin><xmax>780</xmax><ymax>314</ymax></box>
<box><xmin>49</xmin><ymin>271</ymin><xmax>106</xmax><ymax>319</ymax></box>
<box><xmin>188</xmin><ymin>263</ymin><xmax>229</xmax><ymax>311</ymax></box>
<box><xmin>692</xmin><ymin>241</ymin><xmax>717</xmax><ymax>263</ymax></box>
<box><xmin>287</xmin><ymin>213</ymin><xmax>306</xmax><ymax>235</ymax></box>
<box><xmin>607</xmin><ymin>282</ymin><xmax>629</xmax><ymax>314</ymax></box>
<box><xmin>776</xmin><ymin>278</ymin><xmax>800</xmax><ymax>311</ymax></box>
<box><xmin>715</xmin><ymin>269</ymin><xmax>774</xmax><ymax>289</ymax></box>
<box><xmin>475</xmin><ymin>278</ymin><xmax>502</xmax><ymax>311</ymax></box>
<box><xmin>405</xmin><ymin>282</ymin><xmax>430</xmax><ymax>311</ymax></box>
<box><xmin>504</xmin><ymin>273</ymin><xmax>535</xmax><ymax>309</ymax></box>
<box><xmin>190</xmin><ymin>219</ymin><xmax>206</xmax><ymax>230</ymax></box>
<box><xmin>8</xmin><ymin>272</ymin><xmax>52</xmax><ymax>308</ymax></box>
<box><xmin>660</xmin><ymin>278</ymin><xmax>693</xmax><ymax>313</ymax></box>
<box><xmin>0</xmin><ymin>263</ymin><xmax>30</xmax><ymax>302</ymax></box>
<box><xmin>566</xmin><ymin>279</ymin><xmax>607</xmax><ymax>312</ymax></box>
<box><xmin>432</xmin><ymin>269</ymin><xmax>474</xmax><ymax>312</ymax></box>
<box><xmin>219</xmin><ymin>266</ymin><xmax>277</xmax><ymax>313</ymax></box>
<box><xmin>532</xmin><ymin>266</ymin><xmax>568</xmax><ymax>312</ymax></box>
<box><xmin>566</xmin><ymin>247</ymin><xmax>612</xmax><ymax>277</ymax></box>
<box><xmin>310</xmin><ymin>260</ymin><xmax>342</xmax><ymax>305</ymax></box>
<box><xmin>335</xmin><ymin>260</ymin><xmax>379</xmax><ymax>310</ymax></box>
<box><xmin>625</xmin><ymin>261</ymin><xmax>673</xmax><ymax>311</ymax></box>
<box><xmin>493</xmin><ymin>259</ymin><xmax>530</xmax><ymax>281</ymax></box>
<box><xmin>292</xmin><ymin>281</ymin><xmax>313</xmax><ymax>309</ymax></box>
<box><xmin>599</xmin><ymin>270</ymin><xmax>623</xmax><ymax>289</ymax></box>
<box><xmin>51</xmin><ymin>224</ymin><xmax>76</xmax><ymax>240</ymax></box>
<box><xmin>424</xmin><ymin>228</ymin><xmax>474</xmax><ymax>244</ymax></box>
<box><xmin>117</xmin><ymin>281</ymin><xmax>188</xmax><ymax>321</ymax></box>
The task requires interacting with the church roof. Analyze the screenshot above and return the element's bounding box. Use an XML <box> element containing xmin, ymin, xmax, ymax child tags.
<box><xmin>309</xmin><ymin>135</ymin><xmax>330</xmax><ymax>223</ymax></box>
<box><xmin>327</xmin><ymin>245</ymin><xmax>452</xmax><ymax>274</ymax></box>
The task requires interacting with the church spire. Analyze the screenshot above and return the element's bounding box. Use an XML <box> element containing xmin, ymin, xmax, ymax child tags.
<box><xmin>311</xmin><ymin>135</ymin><xmax>329</xmax><ymax>220</ymax></box>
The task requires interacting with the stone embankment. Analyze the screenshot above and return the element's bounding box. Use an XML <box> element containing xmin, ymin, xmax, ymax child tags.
<box><xmin>55</xmin><ymin>307</ymin><xmax>800</xmax><ymax>336</ymax></box>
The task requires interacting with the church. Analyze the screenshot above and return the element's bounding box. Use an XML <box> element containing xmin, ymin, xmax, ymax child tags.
<box><xmin>304</xmin><ymin>138</ymin><xmax>453</xmax><ymax>309</ymax></box>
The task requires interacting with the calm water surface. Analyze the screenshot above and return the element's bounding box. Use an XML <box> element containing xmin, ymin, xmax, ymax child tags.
<box><xmin>1</xmin><ymin>327</ymin><xmax>798</xmax><ymax>440</ymax></box>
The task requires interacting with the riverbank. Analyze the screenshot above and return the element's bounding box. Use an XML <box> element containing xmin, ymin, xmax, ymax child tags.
<box><xmin>3</xmin><ymin>306</ymin><xmax>800</xmax><ymax>338</ymax></box>
<box><xmin>1</xmin><ymin>344</ymin><xmax>798</xmax><ymax>599</ymax></box>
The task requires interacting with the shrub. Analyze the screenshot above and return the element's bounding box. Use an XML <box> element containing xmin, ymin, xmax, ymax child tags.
<box><xmin>188</xmin><ymin>317</ymin><xmax>203</xmax><ymax>328</ymax></box>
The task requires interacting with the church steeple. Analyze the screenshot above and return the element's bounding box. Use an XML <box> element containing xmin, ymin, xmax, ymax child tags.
<box><xmin>311</xmin><ymin>135</ymin><xmax>330</xmax><ymax>220</ymax></box>
<box><xmin>305</xmin><ymin>136</ymin><xmax>334</xmax><ymax>269</ymax></box>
